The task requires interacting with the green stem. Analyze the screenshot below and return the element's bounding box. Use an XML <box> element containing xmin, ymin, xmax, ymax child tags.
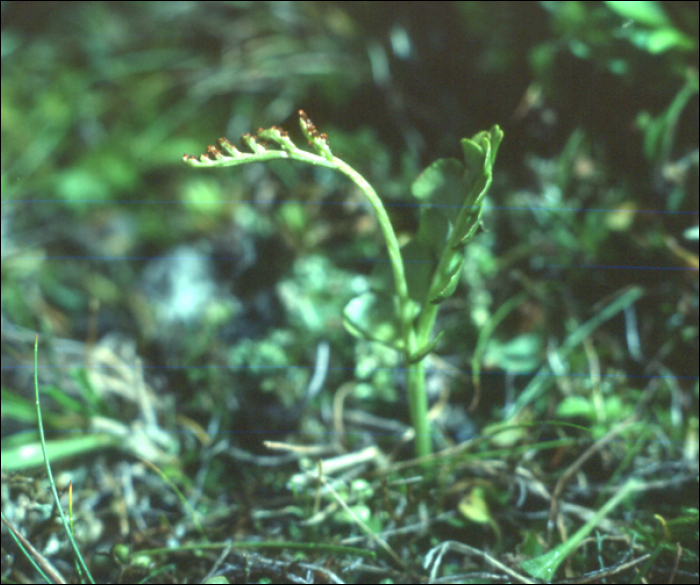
<box><xmin>406</xmin><ymin>359</ymin><xmax>431</xmax><ymax>459</ymax></box>
<box><xmin>331</xmin><ymin>157</ymin><xmax>430</xmax><ymax>458</ymax></box>
<box><xmin>330</xmin><ymin>158</ymin><xmax>410</xmax><ymax>307</ymax></box>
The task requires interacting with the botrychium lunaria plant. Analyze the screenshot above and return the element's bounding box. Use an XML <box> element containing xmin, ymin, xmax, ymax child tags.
<box><xmin>184</xmin><ymin>111</ymin><xmax>502</xmax><ymax>460</ymax></box>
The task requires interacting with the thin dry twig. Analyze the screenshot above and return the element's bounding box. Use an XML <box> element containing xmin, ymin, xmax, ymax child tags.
<box><xmin>425</xmin><ymin>540</ymin><xmax>538</xmax><ymax>584</ymax></box>
<box><xmin>1</xmin><ymin>514</ymin><xmax>68</xmax><ymax>584</ymax></box>
<box><xmin>557</xmin><ymin>552</ymin><xmax>651</xmax><ymax>584</ymax></box>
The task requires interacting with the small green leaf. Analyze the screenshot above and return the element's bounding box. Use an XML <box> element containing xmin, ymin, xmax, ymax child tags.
<box><xmin>417</xmin><ymin>207</ymin><xmax>451</xmax><ymax>255</ymax></box>
<box><xmin>408</xmin><ymin>332</ymin><xmax>442</xmax><ymax>363</ymax></box>
<box><xmin>458</xmin><ymin>486</ymin><xmax>492</xmax><ymax>524</ymax></box>
<box><xmin>429</xmin><ymin>252</ymin><xmax>464</xmax><ymax>304</ymax></box>
<box><xmin>402</xmin><ymin>240</ymin><xmax>436</xmax><ymax>304</ymax></box>
<box><xmin>487</xmin><ymin>125</ymin><xmax>504</xmax><ymax>160</ymax></box>
<box><xmin>451</xmin><ymin>127</ymin><xmax>503</xmax><ymax>246</ymax></box>
<box><xmin>411</xmin><ymin>158</ymin><xmax>464</xmax><ymax>210</ymax></box>
<box><xmin>411</xmin><ymin>157</ymin><xmax>469</xmax><ymax>244</ymax></box>
<box><xmin>460</xmin><ymin>137</ymin><xmax>485</xmax><ymax>171</ymax></box>
<box><xmin>455</xmin><ymin>214</ymin><xmax>482</xmax><ymax>247</ymax></box>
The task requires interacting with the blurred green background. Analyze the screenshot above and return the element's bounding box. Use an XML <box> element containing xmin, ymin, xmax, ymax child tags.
<box><xmin>1</xmin><ymin>2</ymin><xmax>698</xmax><ymax>583</ymax></box>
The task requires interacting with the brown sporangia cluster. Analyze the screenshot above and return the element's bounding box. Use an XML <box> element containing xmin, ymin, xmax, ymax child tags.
<box><xmin>183</xmin><ymin>112</ymin><xmax>325</xmax><ymax>164</ymax></box>
<box><xmin>182</xmin><ymin>139</ymin><xmax>232</xmax><ymax>163</ymax></box>
<box><xmin>206</xmin><ymin>143</ymin><xmax>224</xmax><ymax>159</ymax></box>
<box><xmin>259</xmin><ymin>126</ymin><xmax>289</xmax><ymax>139</ymax></box>
<box><xmin>299</xmin><ymin>110</ymin><xmax>329</xmax><ymax>147</ymax></box>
